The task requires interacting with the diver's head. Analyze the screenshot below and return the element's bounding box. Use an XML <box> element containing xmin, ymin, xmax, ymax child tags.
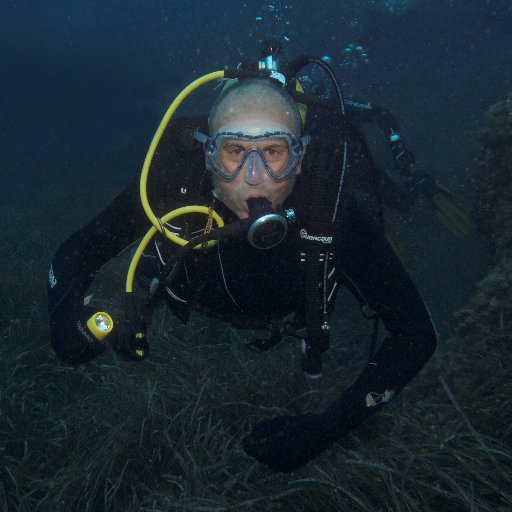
<box><xmin>208</xmin><ymin>78</ymin><xmax>302</xmax><ymax>136</ymax></box>
<box><xmin>198</xmin><ymin>78</ymin><xmax>308</xmax><ymax>219</ymax></box>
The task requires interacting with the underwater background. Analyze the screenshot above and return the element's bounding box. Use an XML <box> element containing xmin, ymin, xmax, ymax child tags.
<box><xmin>1</xmin><ymin>0</ymin><xmax>511</xmax><ymax>510</ymax></box>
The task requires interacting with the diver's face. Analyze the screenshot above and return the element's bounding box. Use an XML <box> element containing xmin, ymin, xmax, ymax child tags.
<box><xmin>211</xmin><ymin>119</ymin><xmax>302</xmax><ymax>219</ymax></box>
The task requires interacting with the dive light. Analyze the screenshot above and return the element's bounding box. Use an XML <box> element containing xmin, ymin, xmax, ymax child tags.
<box><xmin>86</xmin><ymin>312</ymin><xmax>114</xmax><ymax>341</ymax></box>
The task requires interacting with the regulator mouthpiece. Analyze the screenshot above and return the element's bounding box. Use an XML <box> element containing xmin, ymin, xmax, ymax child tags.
<box><xmin>246</xmin><ymin>197</ymin><xmax>289</xmax><ymax>249</ymax></box>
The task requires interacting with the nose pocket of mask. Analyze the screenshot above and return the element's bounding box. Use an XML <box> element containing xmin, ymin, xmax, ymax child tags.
<box><xmin>243</xmin><ymin>150</ymin><xmax>266</xmax><ymax>185</ymax></box>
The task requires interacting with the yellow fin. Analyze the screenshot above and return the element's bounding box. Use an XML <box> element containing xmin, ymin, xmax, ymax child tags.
<box><xmin>385</xmin><ymin>225</ymin><xmax>408</xmax><ymax>263</ymax></box>
<box><xmin>432</xmin><ymin>184</ymin><xmax>474</xmax><ymax>239</ymax></box>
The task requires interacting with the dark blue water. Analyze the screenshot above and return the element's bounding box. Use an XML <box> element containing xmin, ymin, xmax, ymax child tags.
<box><xmin>2</xmin><ymin>0</ymin><xmax>511</xmax><ymax>333</ymax></box>
<box><xmin>3</xmin><ymin>1</ymin><xmax>510</xmax><ymax>165</ymax></box>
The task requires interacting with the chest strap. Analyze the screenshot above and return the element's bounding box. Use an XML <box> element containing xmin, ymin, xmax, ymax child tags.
<box><xmin>300</xmin><ymin>139</ymin><xmax>341</xmax><ymax>377</ymax></box>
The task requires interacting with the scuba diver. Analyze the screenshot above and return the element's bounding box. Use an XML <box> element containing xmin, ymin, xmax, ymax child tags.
<box><xmin>47</xmin><ymin>44</ymin><xmax>438</xmax><ymax>472</ymax></box>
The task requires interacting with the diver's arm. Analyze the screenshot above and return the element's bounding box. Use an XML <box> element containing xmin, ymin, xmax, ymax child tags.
<box><xmin>244</xmin><ymin>211</ymin><xmax>436</xmax><ymax>472</ymax></box>
<box><xmin>320</xmin><ymin>211</ymin><xmax>437</xmax><ymax>437</ymax></box>
<box><xmin>48</xmin><ymin>177</ymin><xmax>149</xmax><ymax>363</ymax></box>
<box><xmin>344</xmin><ymin>99</ymin><xmax>416</xmax><ymax>176</ymax></box>
<box><xmin>343</xmin><ymin>99</ymin><xmax>400</xmax><ymax>139</ymax></box>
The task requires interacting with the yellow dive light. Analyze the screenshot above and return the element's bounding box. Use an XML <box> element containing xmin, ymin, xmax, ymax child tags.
<box><xmin>86</xmin><ymin>312</ymin><xmax>114</xmax><ymax>341</ymax></box>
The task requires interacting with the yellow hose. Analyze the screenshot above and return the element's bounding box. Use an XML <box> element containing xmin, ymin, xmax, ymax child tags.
<box><xmin>139</xmin><ymin>71</ymin><xmax>225</xmax><ymax>237</ymax></box>
<box><xmin>126</xmin><ymin>206</ymin><xmax>224</xmax><ymax>293</ymax></box>
<box><xmin>126</xmin><ymin>70</ymin><xmax>227</xmax><ymax>294</ymax></box>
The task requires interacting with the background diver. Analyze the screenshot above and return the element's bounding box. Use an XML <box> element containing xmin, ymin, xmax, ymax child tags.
<box><xmin>48</xmin><ymin>49</ymin><xmax>439</xmax><ymax>472</ymax></box>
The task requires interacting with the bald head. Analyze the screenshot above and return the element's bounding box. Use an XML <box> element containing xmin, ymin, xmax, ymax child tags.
<box><xmin>208</xmin><ymin>79</ymin><xmax>302</xmax><ymax>136</ymax></box>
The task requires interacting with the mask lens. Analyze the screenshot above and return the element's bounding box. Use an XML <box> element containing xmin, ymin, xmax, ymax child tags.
<box><xmin>204</xmin><ymin>131</ymin><xmax>307</xmax><ymax>181</ymax></box>
<box><xmin>260</xmin><ymin>137</ymin><xmax>290</xmax><ymax>175</ymax></box>
<box><xmin>219</xmin><ymin>139</ymin><xmax>247</xmax><ymax>176</ymax></box>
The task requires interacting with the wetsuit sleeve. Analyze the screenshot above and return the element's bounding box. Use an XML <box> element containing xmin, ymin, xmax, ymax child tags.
<box><xmin>320</xmin><ymin>209</ymin><xmax>437</xmax><ymax>438</ymax></box>
<box><xmin>345</xmin><ymin>100</ymin><xmax>421</xmax><ymax>211</ymax></box>
<box><xmin>47</xmin><ymin>177</ymin><xmax>150</xmax><ymax>362</ymax></box>
<box><xmin>242</xmin><ymin>204</ymin><xmax>437</xmax><ymax>473</ymax></box>
<box><xmin>48</xmin><ymin>177</ymin><xmax>148</xmax><ymax>310</ymax></box>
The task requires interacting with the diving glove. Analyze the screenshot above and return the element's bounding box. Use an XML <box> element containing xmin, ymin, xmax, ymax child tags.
<box><xmin>109</xmin><ymin>319</ymin><xmax>149</xmax><ymax>361</ymax></box>
<box><xmin>243</xmin><ymin>412</ymin><xmax>336</xmax><ymax>472</ymax></box>
<box><xmin>49</xmin><ymin>300</ymin><xmax>107</xmax><ymax>364</ymax></box>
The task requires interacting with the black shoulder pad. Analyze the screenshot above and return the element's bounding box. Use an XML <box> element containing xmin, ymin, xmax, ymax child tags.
<box><xmin>146</xmin><ymin>114</ymin><xmax>211</xmax><ymax>214</ymax></box>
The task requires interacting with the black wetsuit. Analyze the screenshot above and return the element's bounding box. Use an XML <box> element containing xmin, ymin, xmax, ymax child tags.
<box><xmin>47</xmin><ymin>107</ymin><xmax>437</xmax><ymax>471</ymax></box>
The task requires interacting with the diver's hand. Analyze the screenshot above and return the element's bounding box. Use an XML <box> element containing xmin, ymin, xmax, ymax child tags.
<box><xmin>243</xmin><ymin>413</ymin><xmax>334</xmax><ymax>472</ymax></box>
<box><xmin>390</xmin><ymin>142</ymin><xmax>416</xmax><ymax>176</ymax></box>
<box><xmin>49</xmin><ymin>301</ymin><xmax>106</xmax><ymax>364</ymax></box>
<box><xmin>110</xmin><ymin>320</ymin><xmax>149</xmax><ymax>361</ymax></box>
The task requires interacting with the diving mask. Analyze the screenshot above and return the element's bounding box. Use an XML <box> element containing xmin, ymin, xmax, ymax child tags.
<box><xmin>194</xmin><ymin>126</ymin><xmax>310</xmax><ymax>183</ymax></box>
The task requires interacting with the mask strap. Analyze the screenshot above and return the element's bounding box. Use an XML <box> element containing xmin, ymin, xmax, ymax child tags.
<box><xmin>193</xmin><ymin>131</ymin><xmax>210</xmax><ymax>144</ymax></box>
